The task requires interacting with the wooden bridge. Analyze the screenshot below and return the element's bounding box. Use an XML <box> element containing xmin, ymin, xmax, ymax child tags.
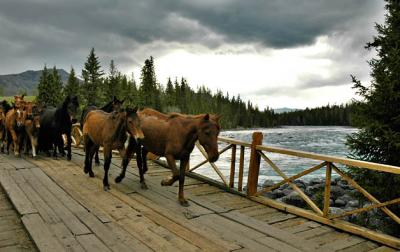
<box><xmin>0</xmin><ymin>131</ymin><xmax>399</xmax><ymax>251</ymax></box>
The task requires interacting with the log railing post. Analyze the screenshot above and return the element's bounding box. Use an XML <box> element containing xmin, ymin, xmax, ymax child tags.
<box><xmin>323</xmin><ymin>162</ymin><xmax>332</xmax><ymax>217</ymax></box>
<box><xmin>229</xmin><ymin>145</ymin><xmax>237</xmax><ymax>188</ymax></box>
<box><xmin>238</xmin><ymin>146</ymin><xmax>245</xmax><ymax>191</ymax></box>
<box><xmin>247</xmin><ymin>132</ymin><xmax>263</xmax><ymax>196</ymax></box>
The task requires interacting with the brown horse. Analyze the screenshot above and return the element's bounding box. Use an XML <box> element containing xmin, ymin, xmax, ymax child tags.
<box><xmin>83</xmin><ymin>108</ymin><xmax>144</xmax><ymax>191</ymax></box>
<box><xmin>5</xmin><ymin>107</ymin><xmax>26</xmax><ymax>156</ymax></box>
<box><xmin>117</xmin><ymin>108</ymin><xmax>221</xmax><ymax>206</ymax></box>
<box><xmin>24</xmin><ymin>102</ymin><xmax>41</xmax><ymax>158</ymax></box>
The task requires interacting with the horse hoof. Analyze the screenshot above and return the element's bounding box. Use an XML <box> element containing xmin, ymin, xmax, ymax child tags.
<box><xmin>103</xmin><ymin>185</ymin><xmax>111</xmax><ymax>191</ymax></box>
<box><xmin>179</xmin><ymin>199</ymin><xmax>189</xmax><ymax>207</ymax></box>
<box><xmin>141</xmin><ymin>182</ymin><xmax>148</xmax><ymax>190</ymax></box>
<box><xmin>161</xmin><ymin>178</ymin><xmax>173</xmax><ymax>186</ymax></box>
<box><xmin>115</xmin><ymin>176</ymin><xmax>123</xmax><ymax>183</ymax></box>
<box><xmin>67</xmin><ymin>155</ymin><xmax>71</xmax><ymax>161</ymax></box>
<box><xmin>89</xmin><ymin>171</ymin><xmax>95</xmax><ymax>178</ymax></box>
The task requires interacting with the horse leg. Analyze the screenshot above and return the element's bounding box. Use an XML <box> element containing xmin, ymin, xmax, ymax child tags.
<box><xmin>30</xmin><ymin>135</ymin><xmax>38</xmax><ymax>158</ymax></box>
<box><xmin>94</xmin><ymin>150</ymin><xmax>100</xmax><ymax>166</ymax></box>
<box><xmin>103</xmin><ymin>146</ymin><xmax>112</xmax><ymax>191</ymax></box>
<box><xmin>83</xmin><ymin>134</ymin><xmax>92</xmax><ymax>174</ymax></box>
<box><xmin>87</xmin><ymin>145</ymin><xmax>97</xmax><ymax>177</ymax></box>
<box><xmin>161</xmin><ymin>155</ymin><xmax>180</xmax><ymax>186</ymax></box>
<box><xmin>10</xmin><ymin>130</ymin><xmax>19</xmax><ymax>156</ymax></box>
<box><xmin>66</xmin><ymin>131</ymin><xmax>72</xmax><ymax>161</ymax></box>
<box><xmin>141</xmin><ymin>148</ymin><xmax>149</xmax><ymax>174</ymax></box>
<box><xmin>6</xmin><ymin>130</ymin><xmax>11</xmax><ymax>155</ymax></box>
<box><xmin>115</xmin><ymin>137</ymin><xmax>136</xmax><ymax>183</ymax></box>
<box><xmin>178</xmin><ymin>157</ymin><xmax>189</xmax><ymax>207</ymax></box>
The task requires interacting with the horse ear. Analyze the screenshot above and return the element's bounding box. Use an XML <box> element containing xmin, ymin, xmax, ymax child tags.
<box><xmin>133</xmin><ymin>106</ymin><xmax>138</xmax><ymax>113</ymax></box>
<box><xmin>214</xmin><ymin>115</ymin><xmax>221</xmax><ymax>123</ymax></box>
<box><xmin>113</xmin><ymin>96</ymin><xmax>117</xmax><ymax>101</ymax></box>
<box><xmin>21</xmin><ymin>94</ymin><xmax>25</xmax><ymax>99</ymax></box>
<box><xmin>203</xmin><ymin>114</ymin><xmax>210</xmax><ymax>121</ymax></box>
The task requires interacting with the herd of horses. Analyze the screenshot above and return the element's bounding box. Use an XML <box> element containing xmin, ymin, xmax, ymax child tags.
<box><xmin>0</xmin><ymin>95</ymin><xmax>221</xmax><ymax>206</ymax></box>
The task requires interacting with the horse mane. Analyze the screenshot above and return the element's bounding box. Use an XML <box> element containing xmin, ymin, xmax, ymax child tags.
<box><xmin>101</xmin><ymin>101</ymin><xmax>114</xmax><ymax>112</ymax></box>
<box><xmin>111</xmin><ymin>112</ymin><xmax>127</xmax><ymax>143</ymax></box>
<box><xmin>1</xmin><ymin>100</ymin><xmax>12</xmax><ymax>113</ymax></box>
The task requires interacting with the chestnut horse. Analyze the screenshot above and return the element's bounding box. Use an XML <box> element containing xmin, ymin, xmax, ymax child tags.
<box><xmin>80</xmin><ymin>96</ymin><xmax>124</xmax><ymax>165</ymax></box>
<box><xmin>117</xmin><ymin>108</ymin><xmax>220</xmax><ymax>206</ymax></box>
<box><xmin>24</xmin><ymin>102</ymin><xmax>41</xmax><ymax>158</ymax></box>
<box><xmin>5</xmin><ymin>106</ymin><xmax>26</xmax><ymax>156</ymax></box>
<box><xmin>83</xmin><ymin>108</ymin><xmax>144</xmax><ymax>191</ymax></box>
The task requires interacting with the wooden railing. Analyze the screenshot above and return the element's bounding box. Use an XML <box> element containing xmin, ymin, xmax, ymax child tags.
<box><xmin>188</xmin><ymin>132</ymin><xmax>400</xmax><ymax>249</ymax></box>
<box><xmin>70</xmin><ymin>125</ymin><xmax>400</xmax><ymax>248</ymax></box>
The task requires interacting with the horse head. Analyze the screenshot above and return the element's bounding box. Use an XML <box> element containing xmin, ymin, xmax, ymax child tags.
<box><xmin>125</xmin><ymin>107</ymin><xmax>144</xmax><ymax>140</ymax></box>
<box><xmin>112</xmin><ymin>96</ymin><xmax>124</xmax><ymax>111</ymax></box>
<box><xmin>65</xmin><ymin>96</ymin><xmax>79</xmax><ymax>123</ymax></box>
<box><xmin>15</xmin><ymin>108</ymin><xmax>26</xmax><ymax>128</ymax></box>
<box><xmin>197</xmin><ymin>114</ymin><xmax>221</xmax><ymax>162</ymax></box>
<box><xmin>14</xmin><ymin>95</ymin><xmax>25</xmax><ymax>110</ymax></box>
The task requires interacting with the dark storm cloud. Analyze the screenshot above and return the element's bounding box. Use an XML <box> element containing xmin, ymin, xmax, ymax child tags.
<box><xmin>0</xmin><ymin>0</ymin><xmax>383</xmax><ymax>75</ymax></box>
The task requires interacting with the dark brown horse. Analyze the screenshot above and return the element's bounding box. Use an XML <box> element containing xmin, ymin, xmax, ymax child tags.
<box><xmin>117</xmin><ymin>108</ymin><xmax>221</xmax><ymax>206</ymax></box>
<box><xmin>83</xmin><ymin>108</ymin><xmax>144</xmax><ymax>191</ymax></box>
<box><xmin>0</xmin><ymin>100</ymin><xmax>12</xmax><ymax>153</ymax></box>
<box><xmin>24</xmin><ymin>102</ymin><xmax>41</xmax><ymax>158</ymax></box>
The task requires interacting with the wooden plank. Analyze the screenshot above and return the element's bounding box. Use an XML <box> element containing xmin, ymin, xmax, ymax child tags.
<box><xmin>192</xmin><ymin>214</ymin><xmax>270</xmax><ymax>251</ymax></box>
<box><xmin>221</xmin><ymin>210</ymin><xmax>319</xmax><ymax>252</ymax></box>
<box><xmin>256</xmin><ymin>236</ymin><xmax>303</xmax><ymax>252</ymax></box>
<box><xmin>21</xmin><ymin>213</ymin><xmax>65</xmax><ymax>252</ymax></box>
<box><xmin>0</xmin><ymin>170</ymin><xmax>37</xmax><ymax>215</ymax></box>
<box><xmin>238</xmin><ymin>145</ymin><xmax>245</xmax><ymax>191</ymax></box>
<box><xmin>368</xmin><ymin>246</ymin><xmax>397</xmax><ymax>252</ymax></box>
<box><xmin>251</xmin><ymin>196</ymin><xmax>400</xmax><ymax>249</ymax></box>
<box><xmin>76</xmin><ymin>234</ymin><xmax>112</xmax><ymax>252</ymax></box>
<box><xmin>18</xmin><ymin>169</ymin><xmax>91</xmax><ymax>236</ymax></box>
<box><xmin>339</xmin><ymin>241</ymin><xmax>379</xmax><ymax>252</ymax></box>
<box><xmin>104</xmin><ymin>222</ymin><xmax>153</xmax><ymax>252</ymax></box>
<box><xmin>319</xmin><ymin>235</ymin><xmax>365</xmax><ymax>251</ymax></box>
<box><xmin>296</xmin><ymin>226</ymin><xmax>334</xmax><ymax>240</ymax></box>
<box><xmin>49</xmin><ymin>222</ymin><xmax>86</xmax><ymax>252</ymax></box>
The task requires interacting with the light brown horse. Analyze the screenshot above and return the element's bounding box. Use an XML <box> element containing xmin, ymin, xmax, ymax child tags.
<box><xmin>117</xmin><ymin>108</ymin><xmax>221</xmax><ymax>206</ymax></box>
<box><xmin>24</xmin><ymin>102</ymin><xmax>41</xmax><ymax>158</ymax></box>
<box><xmin>83</xmin><ymin>108</ymin><xmax>144</xmax><ymax>191</ymax></box>
<box><xmin>5</xmin><ymin>107</ymin><xmax>26</xmax><ymax>156</ymax></box>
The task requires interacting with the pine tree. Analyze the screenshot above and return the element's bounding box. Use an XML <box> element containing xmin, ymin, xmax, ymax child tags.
<box><xmin>63</xmin><ymin>67</ymin><xmax>80</xmax><ymax>99</ymax></box>
<box><xmin>36</xmin><ymin>65</ymin><xmax>50</xmax><ymax>105</ymax></box>
<box><xmin>82</xmin><ymin>48</ymin><xmax>104</xmax><ymax>106</ymax></box>
<box><xmin>50</xmin><ymin>66</ymin><xmax>63</xmax><ymax>106</ymax></box>
<box><xmin>346</xmin><ymin>0</ymin><xmax>400</xmax><ymax>234</ymax></box>
<box><xmin>104</xmin><ymin>60</ymin><xmax>121</xmax><ymax>102</ymax></box>
<box><xmin>139</xmin><ymin>56</ymin><xmax>160</xmax><ymax>110</ymax></box>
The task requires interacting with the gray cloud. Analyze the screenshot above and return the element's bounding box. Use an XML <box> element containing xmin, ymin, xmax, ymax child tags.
<box><xmin>0</xmin><ymin>0</ymin><xmax>384</xmax><ymax>78</ymax></box>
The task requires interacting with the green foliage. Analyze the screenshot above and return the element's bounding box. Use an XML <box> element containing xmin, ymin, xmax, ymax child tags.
<box><xmin>275</xmin><ymin>104</ymin><xmax>354</xmax><ymax>126</ymax></box>
<box><xmin>346</xmin><ymin>0</ymin><xmax>400</xmax><ymax>235</ymax></box>
<box><xmin>81</xmin><ymin>48</ymin><xmax>104</xmax><ymax>106</ymax></box>
<box><xmin>36</xmin><ymin>65</ymin><xmax>63</xmax><ymax>106</ymax></box>
<box><xmin>139</xmin><ymin>56</ymin><xmax>161</xmax><ymax>110</ymax></box>
<box><xmin>63</xmin><ymin>67</ymin><xmax>80</xmax><ymax>99</ymax></box>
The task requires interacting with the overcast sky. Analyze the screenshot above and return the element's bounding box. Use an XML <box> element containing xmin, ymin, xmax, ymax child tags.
<box><xmin>0</xmin><ymin>0</ymin><xmax>385</xmax><ymax>109</ymax></box>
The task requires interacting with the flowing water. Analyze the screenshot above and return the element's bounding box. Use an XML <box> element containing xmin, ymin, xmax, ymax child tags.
<box><xmin>189</xmin><ymin>126</ymin><xmax>358</xmax><ymax>185</ymax></box>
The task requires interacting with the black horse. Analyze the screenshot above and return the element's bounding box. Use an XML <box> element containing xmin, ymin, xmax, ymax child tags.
<box><xmin>38</xmin><ymin>96</ymin><xmax>79</xmax><ymax>160</ymax></box>
<box><xmin>80</xmin><ymin>96</ymin><xmax>124</xmax><ymax>165</ymax></box>
<box><xmin>0</xmin><ymin>100</ymin><xmax>12</xmax><ymax>153</ymax></box>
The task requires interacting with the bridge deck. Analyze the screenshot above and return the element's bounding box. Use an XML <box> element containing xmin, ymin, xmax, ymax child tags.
<box><xmin>0</xmin><ymin>149</ymin><xmax>395</xmax><ymax>252</ymax></box>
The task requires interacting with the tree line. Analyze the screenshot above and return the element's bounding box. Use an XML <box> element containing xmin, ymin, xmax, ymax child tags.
<box><xmin>36</xmin><ymin>48</ymin><xmax>353</xmax><ymax>129</ymax></box>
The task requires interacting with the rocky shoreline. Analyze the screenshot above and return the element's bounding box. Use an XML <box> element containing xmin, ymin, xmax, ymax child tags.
<box><xmin>261</xmin><ymin>177</ymin><xmax>361</xmax><ymax>218</ymax></box>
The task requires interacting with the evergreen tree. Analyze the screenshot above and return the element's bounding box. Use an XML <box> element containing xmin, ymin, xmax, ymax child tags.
<box><xmin>63</xmin><ymin>67</ymin><xmax>80</xmax><ymax>99</ymax></box>
<box><xmin>36</xmin><ymin>65</ymin><xmax>63</xmax><ymax>106</ymax></box>
<box><xmin>346</xmin><ymin>0</ymin><xmax>400</xmax><ymax>234</ymax></box>
<box><xmin>139</xmin><ymin>56</ymin><xmax>161</xmax><ymax>110</ymax></box>
<box><xmin>82</xmin><ymin>48</ymin><xmax>104</xmax><ymax>106</ymax></box>
<box><xmin>104</xmin><ymin>60</ymin><xmax>121</xmax><ymax>102</ymax></box>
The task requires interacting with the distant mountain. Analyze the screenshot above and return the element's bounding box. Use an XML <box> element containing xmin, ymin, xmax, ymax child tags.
<box><xmin>273</xmin><ymin>107</ymin><xmax>299</xmax><ymax>114</ymax></box>
<box><xmin>0</xmin><ymin>69</ymin><xmax>69</xmax><ymax>96</ymax></box>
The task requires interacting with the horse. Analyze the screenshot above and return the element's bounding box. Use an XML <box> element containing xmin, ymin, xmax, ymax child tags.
<box><xmin>24</xmin><ymin>102</ymin><xmax>41</xmax><ymax>158</ymax></box>
<box><xmin>38</xmin><ymin>96</ymin><xmax>79</xmax><ymax>160</ymax></box>
<box><xmin>116</xmin><ymin>108</ymin><xmax>221</xmax><ymax>206</ymax></box>
<box><xmin>5</xmin><ymin>105</ymin><xmax>26</xmax><ymax>156</ymax></box>
<box><xmin>80</xmin><ymin>96</ymin><xmax>124</xmax><ymax>165</ymax></box>
<box><xmin>82</xmin><ymin>107</ymin><xmax>144</xmax><ymax>191</ymax></box>
<box><xmin>0</xmin><ymin>100</ymin><xmax>12</xmax><ymax>153</ymax></box>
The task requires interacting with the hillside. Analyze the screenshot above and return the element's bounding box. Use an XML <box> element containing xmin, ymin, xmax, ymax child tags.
<box><xmin>0</xmin><ymin>69</ymin><xmax>69</xmax><ymax>95</ymax></box>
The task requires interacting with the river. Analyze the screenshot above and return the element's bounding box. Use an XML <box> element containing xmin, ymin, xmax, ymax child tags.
<box><xmin>189</xmin><ymin>126</ymin><xmax>358</xmax><ymax>186</ymax></box>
